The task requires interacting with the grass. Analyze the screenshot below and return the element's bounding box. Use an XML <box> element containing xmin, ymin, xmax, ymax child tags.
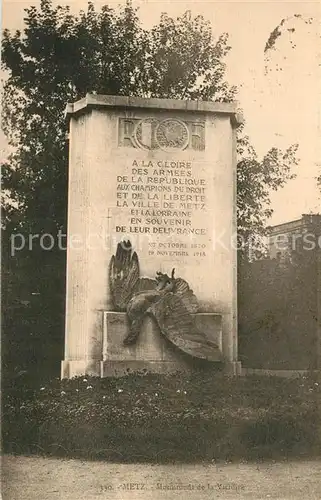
<box><xmin>2</xmin><ymin>371</ymin><xmax>321</xmax><ymax>462</ymax></box>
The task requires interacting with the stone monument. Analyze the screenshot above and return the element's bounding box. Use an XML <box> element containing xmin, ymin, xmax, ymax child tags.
<box><xmin>61</xmin><ymin>94</ymin><xmax>242</xmax><ymax>378</ymax></box>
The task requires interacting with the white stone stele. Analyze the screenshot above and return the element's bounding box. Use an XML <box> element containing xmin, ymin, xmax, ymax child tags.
<box><xmin>61</xmin><ymin>94</ymin><xmax>243</xmax><ymax>379</ymax></box>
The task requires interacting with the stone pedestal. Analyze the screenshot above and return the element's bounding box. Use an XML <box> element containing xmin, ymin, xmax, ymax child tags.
<box><xmin>61</xmin><ymin>94</ymin><xmax>242</xmax><ymax>378</ymax></box>
<box><xmin>100</xmin><ymin>312</ymin><xmax>222</xmax><ymax>377</ymax></box>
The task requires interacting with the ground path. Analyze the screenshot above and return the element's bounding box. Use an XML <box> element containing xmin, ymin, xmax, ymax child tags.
<box><xmin>2</xmin><ymin>455</ymin><xmax>321</xmax><ymax>499</ymax></box>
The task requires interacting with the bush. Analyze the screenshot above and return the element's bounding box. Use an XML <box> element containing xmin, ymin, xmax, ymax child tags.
<box><xmin>2</xmin><ymin>372</ymin><xmax>320</xmax><ymax>462</ymax></box>
<box><xmin>238</xmin><ymin>256</ymin><xmax>319</xmax><ymax>370</ymax></box>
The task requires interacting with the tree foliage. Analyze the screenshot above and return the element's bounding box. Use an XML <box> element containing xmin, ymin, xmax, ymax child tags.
<box><xmin>237</xmin><ymin>132</ymin><xmax>298</xmax><ymax>253</ymax></box>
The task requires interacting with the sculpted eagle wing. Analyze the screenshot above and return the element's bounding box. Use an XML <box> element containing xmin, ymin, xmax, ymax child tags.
<box><xmin>109</xmin><ymin>247</ymin><xmax>221</xmax><ymax>361</ymax></box>
<box><xmin>109</xmin><ymin>240</ymin><xmax>140</xmax><ymax>311</ymax></box>
<box><xmin>148</xmin><ymin>281</ymin><xmax>222</xmax><ymax>361</ymax></box>
<box><xmin>172</xmin><ymin>278</ymin><xmax>199</xmax><ymax>313</ymax></box>
<box><xmin>109</xmin><ymin>240</ymin><xmax>156</xmax><ymax>311</ymax></box>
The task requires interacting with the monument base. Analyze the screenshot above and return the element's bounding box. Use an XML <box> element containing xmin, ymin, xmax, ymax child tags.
<box><xmin>100</xmin><ymin>360</ymin><xmax>193</xmax><ymax>377</ymax></box>
<box><xmin>101</xmin><ymin>311</ymin><xmax>223</xmax><ymax>377</ymax></box>
<box><xmin>223</xmin><ymin>361</ymin><xmax>242</xmax><ymax>376</ymax></box>
<box><xmin>61</xmin><ymin>358</ymin><xmax>241</xmax><ymax>378</ymax></box>
<box><xmin>61</xmin><ymin>359</ymin><xmax>101</xmax><ymax>379</ymax></box>
<box><xmin>61</xmin><ymin>312</ymin><xmax>229</xmax><ymax>378</ymax></box>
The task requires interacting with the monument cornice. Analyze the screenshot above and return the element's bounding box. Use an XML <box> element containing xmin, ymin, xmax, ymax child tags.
<box><xmin>65</xmin><ymin>93</ymin><xmax>243</xmax><ymax>128</ymax></box>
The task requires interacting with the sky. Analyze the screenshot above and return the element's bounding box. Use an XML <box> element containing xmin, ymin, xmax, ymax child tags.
<box><xmin>1</xmin><ymin>0</ymin><xmax>321</xmax><ymax>225</ymax></box>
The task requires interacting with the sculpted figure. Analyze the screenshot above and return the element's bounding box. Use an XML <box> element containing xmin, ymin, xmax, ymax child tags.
<box><xmin>109</xmin><ymin>240</ymin><xmax>221</xmax><ymax>360</ymax></box>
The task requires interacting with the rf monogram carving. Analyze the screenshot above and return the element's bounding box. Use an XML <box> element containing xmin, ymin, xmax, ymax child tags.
<box><xmin>118</xmin><ymin>117</ymin><xmax>205</xmax><ymax>151</ymax></box>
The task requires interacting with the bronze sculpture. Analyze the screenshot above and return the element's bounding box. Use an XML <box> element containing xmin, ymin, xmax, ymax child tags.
<box><xmin>109</xmin><ymin>240</ymin><xmax>221</xmax><ymax>361</ymax></box>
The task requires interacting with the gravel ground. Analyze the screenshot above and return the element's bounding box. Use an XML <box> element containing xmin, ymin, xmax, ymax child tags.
<box><xmin>2</xmin><ymin>455</ymin><xmax>321</xmax><ymax>500</ymax></box>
